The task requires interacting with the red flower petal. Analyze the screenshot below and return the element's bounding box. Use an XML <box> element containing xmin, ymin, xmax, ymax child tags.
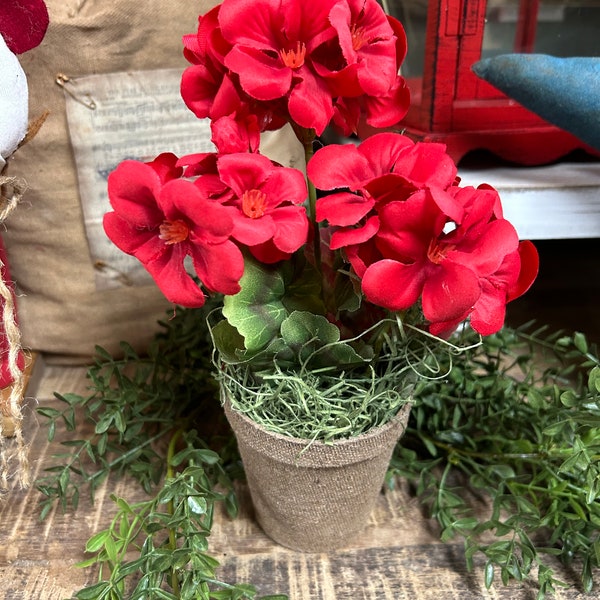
<box><xmin>362</xmin><ymin>259</ymin><xmax>424</xmax><ymax>311</ymax></box>
<box><xmin>330</xmin><ymin>215</ymin><xmax>380</xmax><ymax>250</ymax></box>
<box><xmin>259</xmin><ymin>164</ymin><xmax>308</xmax><ymax>206</ymax></box>
<box><xmin>363</xmin><ymin>75</ymin><xmax>411</xmax><ymax>128</ymax></box>
<box><xmin>308</xmin><ymin>144</ymin><xmax>371</xmax><ymax>191</ymax></box>
<box><xmin>469</xmin><ymin>280</ymin><xmax>508</xmax><ymax>336</ymax></box>
<box><xmin>103</xmin><ymin>213</ymin><xmax>163</xmax><ymax>262</ymax></box>
<box><xmin>248</xmin><ymin>239</ymin><xmax>291</xmax><ymax>264</ymax></box>
<box><xmin>189</xmin><ymin>239</ymin><xmax>244</xmax><ymax>296</ymax></box>
<box><xmin>230</xmin><ymin>211</ymin><xmax>277</xmax><ymax>246</ymax></box>
<box><xmin>316</xmin><ymin>192</ymin><xmax>375</xmax><ymax>226</ymax></box>
<box><xmin>180</xmin><ymin>64</ymin><xmax>222</xmax><ymax>119</ymax></box>
<box><xmin>217</xmin><ymin>152</ymin><xmax>274</xmax><ymax>195</ymax></box>
<box><xmin>107</xmin><ymin>161</ymin><xmax>165</xmax><ymax>228</ymax></box>
<box><xmin>160</xmin><ymin>179</ymin><xmax>233</xmax><ymax>243</ymax></box>
<box><xmin>270</xmin><ymin>205</ymin><xmax>310</xmax><ymax>253</ymax></box>
<box><xmin>508</xmin><ymin>240</ymin><xmax>539</xmax><ymax>301</ymax></box>
<box><xmin>449</xmin><ymin>219</ymin><xmax>519</xmax><ymax>276</ymax></box>
<box><xmin>287</xmin><ymin>67</ymin><xmax>335</xmax><ymax>134</ymax></box>
<box><xmin>144</xmin><ymin>243</ymin><xmax>208</xmax><ymax>308</ymax></box>
<box><xmin>226</xmin><ymin>45</ymin><xmax>292</xmax><ymax>101</ymax></box>
<box><xmin>421</xmin><ymin>262</ymin><xmax>481</xmax><ymax>324</ymax></box>
<box><xmin>394</xmin><ymin>142</ymin><xmax>458</xmax><ymax>190</ymax></box>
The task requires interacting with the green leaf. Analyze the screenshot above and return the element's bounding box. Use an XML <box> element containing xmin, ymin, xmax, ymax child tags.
<box><xmin>37</xmin><ymin>407</ymin><xmax>61</xmax><ymax>419</ymax></box>
<box><xmin>589</xmin><ymin>366</ymin><xmax>600</xmax><ymax>393</ymax></box>
<box><xmin>211</xmin><ymin>319</ymin><xmax>246</xmax><ymax>363</ymax></box>
<box><xmin>281</xmin><ymin>311</ymin><xmax>340</xmax><ymax>347</ymax></box>
<box><xmin>279</xmin><ymin>311</ymin><xmax>367</xmax><ymax>368</ymax></box>
<box><xmin>85</xmin><ymin>530</ymin><xmax>111</xmax><ymax>553</ymax></box>
<box><xmin>560</xmin><ymin>390</ymin><xmax>579</xmax><ymax>407</ymax></box>
<box><xmin>280</xmin><ymin>259</ymin><xmax>325</xmax><ymax>316</ymax></box>
<box><xmin>75</xmin><ymin>581</ymin><xmax>111</xmax><ymax>600</ymax></box>
<box><xmin>484</xmin><ymin>561</ymin><xmax>495</xmax><ymax>588</ymax></box>
<box><xmin>187</xmin><ymin>495</ymin><xmax>208</xmax><ymax>515</ymax></box>
<box><xmin>574</xmin><ymin>332</ymin><xmax>589</xmax><ymax>354</ymax></box>
<box><xmin>222</xmin><ymin>258</ymin><xmax>288</xmax><ymax>353</ymax></box>
<box><xmin>103</xmin><ymin>535</ymin><xmax>119</xmax><ymax>564</ymax></box>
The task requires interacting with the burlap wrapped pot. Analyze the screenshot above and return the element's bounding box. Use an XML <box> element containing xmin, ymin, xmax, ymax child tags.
<box><xmin>224</xmin><ymin>400</ymin><xmax>411</xmax><ymax>552</ymax></box>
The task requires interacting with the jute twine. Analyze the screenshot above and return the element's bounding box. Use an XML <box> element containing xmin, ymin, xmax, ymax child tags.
<box><xmin>224</xmin><ymin>398</ymin><xmax>411</xmax><ymax>552</ymax></box>
<box><xmin>0</xmin><ymin>175</ymin><xmax>29</xmax><ymax>490</ymax></box>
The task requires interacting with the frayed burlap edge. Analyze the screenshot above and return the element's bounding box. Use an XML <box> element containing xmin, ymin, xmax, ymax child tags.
<box><xmin>224</xmin><ymin>399</ymin><xmax>411</xmax><ymax>552</ymax></box>
<box><xmin>0</xmin><ymin>175</ymin><xmax>30</xmax><ymax>490</ymax></box>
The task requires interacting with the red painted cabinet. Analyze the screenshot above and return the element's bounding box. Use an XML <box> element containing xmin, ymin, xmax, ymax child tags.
<box><xmin>383</xmin><ymin>0</ymin><xmax>600</xmax><ymax>164</ymax></box>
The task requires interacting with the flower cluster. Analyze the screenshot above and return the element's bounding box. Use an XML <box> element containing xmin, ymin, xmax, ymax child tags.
<box><xmin>104</xmin><ymin>0</ymin><xmax>538</xmax><ymax>365</ymax></box>
<box><xmin>180</xmin><ymin>0</ymin><xmax>409</xmax><ymax>142</ymax></box>
<box><xmin>308</xmin><ymin>133</ymin><xmax>539</xmax><ymax>336</ymax></box>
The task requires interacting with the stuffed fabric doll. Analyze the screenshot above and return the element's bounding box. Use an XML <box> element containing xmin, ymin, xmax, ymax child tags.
<box><xmin>0</xmin><ymin>0</ymin><xmax>48</xmax><ymax>485</ymax></box>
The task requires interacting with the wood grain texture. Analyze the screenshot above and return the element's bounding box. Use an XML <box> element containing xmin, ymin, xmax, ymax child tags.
<box><xmin>0</xmin><ymin>364</ymin><xmax>593</xmax><ymax>599</ymax></box>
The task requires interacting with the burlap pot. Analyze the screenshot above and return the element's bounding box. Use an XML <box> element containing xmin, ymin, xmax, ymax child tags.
<box><xmin>224</xmin><ymin>399</ymin><xmax>411</xmax><ymax>552</ymax></box>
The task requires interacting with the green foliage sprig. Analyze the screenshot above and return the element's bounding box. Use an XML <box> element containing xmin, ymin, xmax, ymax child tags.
<box><xmin>36</xmin><ymin>305</ymin><xmax>219</xmax><ymax>518</ymax></box>
<box><xmin>390</xmin><ymin>323</ymin><xmax>600</xmax><ymax>598</ymax></box>
<box><xmin>74</xmin><ymin>429</ymin><xmax>281</xmax><ymax>600</ymax></box>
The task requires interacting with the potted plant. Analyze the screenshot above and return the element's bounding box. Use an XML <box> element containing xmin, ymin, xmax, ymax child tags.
<box><xmin>102</xmin><ymin>0</ymin><xmax>539</xmax><ymax>552</ymax></box>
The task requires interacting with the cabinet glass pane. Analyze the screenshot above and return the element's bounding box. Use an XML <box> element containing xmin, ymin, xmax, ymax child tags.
<box><xmin>482</xmin><ymin>1</ymin><xmax>600</xmax><ymax>59</ymax></box>
<box><xmin>534</xmin><ymin>1</ymin><xmax>600</xmax><ymax>57</ymax></box>
<box><xmin>380</xmin><ymin>0</ymin><xmax>427</xmax><ymax>102</ymax></box>
<box><xmin>481</xmin><ymin>1</ymin><xmax>521</xmax><ymax>59</ymax></box>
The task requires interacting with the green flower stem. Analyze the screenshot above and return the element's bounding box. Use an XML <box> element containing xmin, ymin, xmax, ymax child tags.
<box><xmin>166</xmin><ymin>429</ymin><xmax>184</xmax><ymax>597</ymax></box>
<box><xmin>299</xmin><ymin>128</ymin><xmax>322</xmax><ymax>279</ymax></box>
<box><xmin>303</xmin><ymin>139</ymin><xmax>317</xmax><ymax>223</ymax></box>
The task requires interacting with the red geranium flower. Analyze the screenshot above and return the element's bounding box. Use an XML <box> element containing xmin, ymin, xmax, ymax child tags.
<box><xmin>361</xmin><ymin>182</ymin><xmax>525</xmax><ymax>334</ymax></box>
<box><xmin>195</xmin><ymin>152</ymin><xmax>310</xmax><ymax>263</ymax></box>
<box><xmin>322</xmin><ymin>0</ymin><xmax>402</xmax><ymax>97</ymax></box>
<box><xmin>310</xmin><ymin>133</ymin><xmax>461</xmax><ymax>252</ymax></box>
<box><xmin>210</xmin><ymin>112</ymin><xmax>261</xmax><ymax>154</ymax></box>
<box><xmin>217</xmin><ymin>0</ymin><xmax>340</xmax><ymax>134</ymax></box>
<box><xmin>180</xmin><ymin>5</ymin><xmax>232</xmax><ymax>120</ymax></box>
<box><xmin>328</xmin><ymin>6</ymin><xmax>410</xmax><ymax>134</ymax></box>
<box><xmin>103</xmin><ymin>154</ymin><xmax>244</xmax><ymax>308</ymax></box>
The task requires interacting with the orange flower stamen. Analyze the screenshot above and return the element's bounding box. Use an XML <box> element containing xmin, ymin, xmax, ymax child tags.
<box><xmin>351</xmin><ymin>24</ymin><xmax>368</xmax><ymax>51</ymax></box>
<box><xmin>159</xmin><ymin>219</ymin><xmax>190</xmax><ymax>244</ymax></box>
<box><xmin>242</xmin><ymin>189</ymin><xmax>268</xmax><ymax>219</ymax></box>
<box><xmin>427</xmin><ymin>239</ymin><xmax>455</xmax><ymax>265</ymax></box>
<box><xmin>279</xmin><ymin>41</ymin><xmax>306</xmax><ymax>69</ymax></box>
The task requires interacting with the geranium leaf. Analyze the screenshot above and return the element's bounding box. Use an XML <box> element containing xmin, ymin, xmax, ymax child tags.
<box><xmin>280</xmin><ymin>311</ymin><xmax>367</xmax><ymax>368</ymax></box>
<box><xmin>222</xmin><ymin>258</ymin><xmax>288</xmax><ymax>353</ymax></box>
<box><xmin>211</xmin><ymin>320</ymin><xmax>246</xmax><ymax>363</ymax></box>
<box><xmin>281</xmin><ymin>260</ymin><xmax>326</xmax><ymax>315</ymax></box>
<box><xmin>280</xmin><ymin>311</ymin><xmax>340</xmax><ymax>347</ymax></box>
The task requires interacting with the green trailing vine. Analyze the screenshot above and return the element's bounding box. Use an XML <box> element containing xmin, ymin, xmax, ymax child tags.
<box><xmin>390</xmin><ymin>324</ymin><xmax>600</xmax><ymax>598</ymax></box>
<box><xmin>73</xmin><ymin>429</ymin><xmax>279</xmax><ymax>600</ymax></box>
<box><xmin>36</xmin><ymin>307</ymin><xmax>599</xmax><ymax>599</ymax></box>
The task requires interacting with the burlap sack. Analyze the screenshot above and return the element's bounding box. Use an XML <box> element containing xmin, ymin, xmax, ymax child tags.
<box><xmin>3</xmin><ymin>0</ymin><xmax>303</xmax><ymax>362</ymax></box>
<box><xmin>224</xmin><ymin>400</ymin><xmax>412</xmax><ymax>552</ymax></box>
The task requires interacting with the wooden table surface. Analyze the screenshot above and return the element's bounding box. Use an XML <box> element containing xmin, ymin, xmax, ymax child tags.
<box><xmin>0</xmin><ymin>360</ymin><xmax>593</xmax><ymax>600</ymax></box>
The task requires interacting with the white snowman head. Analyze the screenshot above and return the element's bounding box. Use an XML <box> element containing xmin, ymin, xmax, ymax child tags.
<box><xmin>0</xmin><ymin>0</ymin><xmax>49</xmax><ymax>170</ymax></box>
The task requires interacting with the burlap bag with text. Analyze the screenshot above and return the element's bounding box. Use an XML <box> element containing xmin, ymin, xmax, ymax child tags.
<box><xmin>224</xmin><ymin>401</ymin><xmax>412</xmax><ymax>552</ymax></box>
<box><xmin>3</xmin><ymin>0</ymin><xmax>303</xmax><ymax>362</ymax></box>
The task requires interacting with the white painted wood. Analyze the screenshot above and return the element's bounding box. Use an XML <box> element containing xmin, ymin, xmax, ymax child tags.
<box><xmin>459</xmin><ymin>161</ymin><xmax>600</xmax><ymax>240</ymax></box>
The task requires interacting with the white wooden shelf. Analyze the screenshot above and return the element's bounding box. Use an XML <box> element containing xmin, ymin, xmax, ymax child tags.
<box><xmin>458</xmin><ymin>160</ymin><xmax>600</xmax><ymax>240</ymax></box>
